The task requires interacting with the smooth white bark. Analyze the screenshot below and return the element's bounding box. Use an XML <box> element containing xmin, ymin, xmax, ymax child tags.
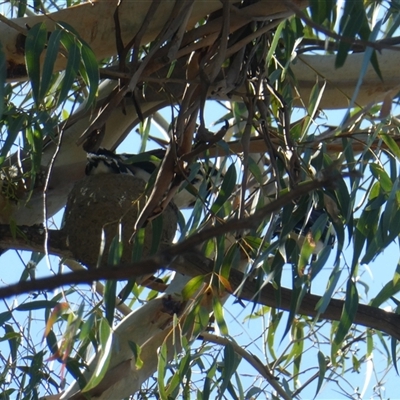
<box><xmin>292</xmin><ymin>49</ymin><xmax>400</xmax><ymax>109</ymax></box>
<box><xmin>5</xmin><ymin>0</ymin><xmax>301</xmax><ymax>79</ymax></box>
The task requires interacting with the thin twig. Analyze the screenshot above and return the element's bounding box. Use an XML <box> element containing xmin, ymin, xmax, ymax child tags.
<box><xmin>200</xmin><ymin>332</ymin><xmax>291</xmax><ymax>400</ymax></box>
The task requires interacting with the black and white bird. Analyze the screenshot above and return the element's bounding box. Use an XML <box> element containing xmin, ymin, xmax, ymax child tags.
<box><xmin>274</xmin><ymin>207</ymin><xmax>335</xmax><ymax>259</ymax></box>
<box><xmin>86</xmin><ymin>148</ymin><xmax>218</xmax><ymax>209</ymax></box>
<box><xmin>86</xmin><ymin>149</ymin><xmax>335</xmax><ymax>259</ymax></box>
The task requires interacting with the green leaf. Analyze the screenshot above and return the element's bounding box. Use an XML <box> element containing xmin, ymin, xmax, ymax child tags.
<box><xmin>370</xmin><ymin>163</ymin><xmax>392</xmax><ymax>193</ymax></box>
<box><xmin>267</xmin><ymin>311</ymin><xmax>283</xmax><ymax>360</ymax></box>
<box><xmin>104</xmin><ymin>280</ymin><xmax>117</xmax><ymax>326</ymax></box>
<box><xmin>82</xmin><ymin>318</ymin><xmax>113</xmax><ymax>392</ymax></box>
<box><xmin>220</xmin><ymin>343</ymin><xmax>237</xmax><ymax>396</ymax></box>
<box><xmin>370</xmin><ymin>280</ymin><xmax>400</xmax><ymax>307</ymax></box>
<box><xmin>128</xmin><ymin>341</ymin><xmax>143</xmax><ymax>370</ymax></box>
<box><xmin>280</xmin><ymin>202</ymin><xmax>301</xmax><ymax>238</ymax></box>
<box><xmin>150</xmin><ymin>215</ymin><xmax>163</xmax><ymax>255</ymax></box>
<box><xmin>16</xmin><ymin>300</ymin><xmax>59</xmax><ymax>311</ymax></box>
<box><xmin>351</xmin><ymin>226</ymin><xmax>365</xmax><ymax>272</ymax></box>
<box><xmin>108</xmin><ymin>232</ymin><xmax>123</xmax><ymax>266</ymax></box>
<box><xmin>380</xmin><ymin>133</ymin><xmax>400</xmax><ymax>161</ymax></box>
<box><xmin>310</xmin><ymin>244</ymin><xmax>332</xmax><ymax>281</ymax></box>
<box><xmin>118</xmin><ymin>280</ymin><xmax>137</xmax><ymax>304</ymax></box>
<box><xmin>213</xmin><ymin>297</ymin><xmax>228</xmax><ymax>336</ymax></box>
<box><xmin>65</xmin><ymin>358</ymin><xmax>87</xmax><ymax>389</ymax></box>
<box><xmin>380</xmin><ymin>179</ymin><xmax>399</xmax><ymax>237</ymax></box>
<box><xmin>157</xmin><ymin>342</ymin><xmax>168</xmax><ymax>400</ymax></box>
<box><xmin>211</xmin><ymin>163</ymin><xmax>236</xmax><ymax>214</ymax></box>
<box><xmin>138</xmin><ymin>117</ymin><xmax>152</xmax><ymax>153</ymax></box>
<box><xmin>392</xmin><ymin>333</ymin><xmax>399</xmax><ymax>374</ymax></box>
<box><xmin>4</xmin><ymin>324</ymin><xmax>20</xmax><ymax>363</ymax></box>
<box><xmin>291</xmin><ymin>322</ymin><xmax>304</xmax><ymax>381</ymax></box>
<box><xmin>246</xmin><ymin>387</ymin><xmax>263</xmax><ymax>398</ymax></box>
<box><xmin>202</xmin><ymin>362</ymin><xmax>217</xmax><ymax>400</ymax></box>
<box><xmin>181</xmin><ymin>275</ymin><xmax>205</xmax><ymax>301</ymax></box>
<box><xmin>132</xmin><ymin>227</ymin><xmax>145</xmax><ymax>262</ymax></box>
<box><xmin>17</xmin><ymin>0</ymin><xmax>27</xmax><ymax>17</ymax></box>
<box><xmin>45</xmin><ymin>329</ymin><xmax>59</xmax><ymax>356</ymax></box>
<box><xmin>80</xmin><ymin>40</ymin><xmax>99</xmax><ymax>110</ymax></box>
<box><xmin>247</xmin><ymin>156</ymin><xmax>264</xmax><ymax>186</ymax></box>
<box><xmin>79</xmin><ymin>313</ymin><xmax>96</xmax><ymax>341</ymax></box>
<box><xmin>336</xmin><ymin>0</ymin><xmax>368</xmax><ymax>69</ymax></box>
<box><xmin>334</xmin><ymin>280</ymin><xmax>358</xmax><ymax>346</ymax></box>
<box><xmin>192</xmin><ymin>303</ymin><xmax>210</xmax><ymax>338</ymax></box>
<box><xmin>298</xmin><ymin>235</ymin><xmax>314</xmax><ymax>273</ymax></box>
<box><xmin>0</xmin><ymin>114</ymin><xmax>25</xmax><ymax>166</ymax></box>
<box><xmin>338</xmin><ymin>13</ymin><xmax>382</xmax><ymax>117</ymax></box>
<box><xmin>0</xmin><ymin>311</ymin><xmax>12</xmax><ymax>326</ymax></box>
<box><xmin>265</xmin><ymin>20</ymin><xmax>284</xmax><ymax>66</ymax></box>
<box><xmin>40</xmin><ymin>29</ymin><xmax>62</xmax><ymax>101</ymax></box>
<box><xmin>25</xmin><ymin>22</ymin><xmax>47</xmax><ymax>105</ymax></box>
<box><xmin>315</xmin><ymin>351</ymin><xmax>327</xmax><ymax>398</ymax></box>
<box><xmin>301</xmin><ymin>81</ymin><xmax>326</xmax><ymax>140</ymax></box>
<box><xmin>309</xmin><ymin>0</ymin><xmax>336</xmax><ymax>25</ymax></box>
<box><xmin>316</xmin><ymin>263</ymin><xmax>342</xmax><ymax>314</ymax></box>
<box><xmin>26</xmin><ymin>125</ymin><xmax>43</xmax><ymax>176</ymax></box>
<box><xmin>57</xmin><ymin>36</ymin><xmax>80</xmax><ymax>106</ymax></box>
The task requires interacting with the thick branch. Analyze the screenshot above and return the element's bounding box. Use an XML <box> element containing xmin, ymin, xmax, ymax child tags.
<box><xmin>1</xmin><ymin>245</ymin><xmax>399</xmax><ymax>341</ymax></box>
<box><xmin>0</xmin><ymin>224</ymin><xmax>70</xmax><ymax>257</ymax></box>
<box><xmin>5</xmin><ymin>0</ymin><xmax>307</xmax><ymax>80</ymax></box>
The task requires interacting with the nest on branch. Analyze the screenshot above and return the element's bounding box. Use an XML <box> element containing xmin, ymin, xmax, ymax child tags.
<box><xmin>63</xmin><ymin>174</ymin><xmax>178</xmax><ymax>269</ymax></box>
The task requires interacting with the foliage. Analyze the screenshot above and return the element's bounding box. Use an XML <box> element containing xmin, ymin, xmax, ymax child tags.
<box><xmin>0</xmin><ymin>0</ymin><xmax>399</xmax><ymax>399</ymax></box>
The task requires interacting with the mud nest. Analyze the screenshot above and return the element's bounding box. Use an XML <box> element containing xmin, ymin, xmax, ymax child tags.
<box><xmin>63</xmin><ymin>174</ymin><xmax>178</xmax><ymax>269</ymax></box>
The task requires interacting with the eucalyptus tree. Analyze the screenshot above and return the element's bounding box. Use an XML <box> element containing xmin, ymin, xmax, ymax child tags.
<box><xmin>0</xmin><ymin>1</ymin><xmax>400</xmax><ymax>399</ymax></box>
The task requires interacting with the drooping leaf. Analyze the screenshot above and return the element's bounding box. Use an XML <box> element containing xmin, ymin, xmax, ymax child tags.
<box><xmin>220</xmin><ymin>343</ymin><xmax>238</xmax><ymax>396</ymax></box>
<box><xmin>25</xmin><ymin>22</ymin><xmax>47</xmax><ymax>105</ymax></box>
<box><xmin>157</xmin><ymin>341</ymin><xmax>168</xmax><ymax>400</ymax></box>
<box><xmin>79</xmin><ymin>39</ymin><xmax>99</xmax><ymax>110</ymax></box>
<box><xmin>300</xmin><ymin>80</ymin><xmax>326</xmax><ymax>140</ymax></box>
<box><xmin>26</xmin><ymin>124</ymin><xmax>43</xmax><ymax>177</ymax></box>
<box><xmin>380</xmin><ymin>133</ymin><xmax>400</xmax><ymax>161</ymax></box>
<box><xmin>0</xmin><ymin>113</ymin><xmax>25</xmax><ymax>166</ymax></box>
<box><xmin>16</xmin><ymin>300</ymin><xmax>59</xmax><ymax>311</ymax></box>
<box><xmin>334</xmin><ymin>279</ymin><xmax>358</xmax><ymax>346</ymax></box>
<box><xmin>40</xmin><ymin>29</ymin><xmax>62</xmax><ymax>101</ymax></box>
<box><xmin>82</xmin><ymin>318</ymin><xmax>113</xmax><ymax>392</ymax></box>
<box><xmin>336</xmin><ymin>0</ymin><xmax>368</xmax><ymax>69</ymax></box>
<box><xmin>211</xmin><ymin>163</ymin><xmax>236</xmax><ymax>214</ymax></box>
<box><xmin>370</xmin><ymin>163</ymin><xmax>392</xmax><ymax>193</ymax></box>
<box><xmin>150</xmin><ymin>215</ymin><xmax>163</xmax><ymax>255</ymax></box>
<box><xmin>315</xmin><ymin>350</ymin><xmax>327</xmax><ymax>398</ymax></box>
<box><xmin>370</xmin><ymin>276</ymin><xmax>400</xmax><ymax>308</ymax></box>
<box><xmin>213</xmin><ymin>296</ymin><xmax>229</xmax><ymax>336</ymax></box>
<box><xmin>104</xmin><ymin>279</ymin><xmax>117</xmax><ymax>326</ymax></box>
<box><xmin>108</xmin><ymin>232</ymin><xmax>123</xmax><ymax>266</ymax></box>
<box><xmin>44</xmin><ymin>302</ymin><xmax>69</xmax><ymax>337</ymax></box>
<box><xmin>128</xmin><ymin>341</ymin><xmax>143</xmax><ymax>370</ymax></box>
<box><xmin>17</xmin><ymin>0</ymin><xmax>27</xmax><ymax>17</ymax></box>
<box><xmin>0</xmin><ymin>311</ymin><xmax>12</xmax><ymax>326</ymax></box>
<box><xmin>57</xmin><ymin>33</ymin><xmax>81</xmax><ymax>106</ymax></box>
<box><xmin>4</xmin><ymin>324</ymin><xmax>21</xmax><ymax>364</ymax></box>
<box><xmin>181</xmin><ymin>275</ymin><xmax>205</xmax><ymax>302</ymax></box>
<box><xmin>316</xmin><ymin>263</ymin><xmax>342</xmax><ymax>314</ymax></box>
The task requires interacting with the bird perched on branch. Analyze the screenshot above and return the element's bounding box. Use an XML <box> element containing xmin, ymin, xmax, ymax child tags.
<box><xmin>86</xmin><ymin>148</ymin><xmax>336</xmax><ymax>263</ymax></box>
<box><xmin>85</xmin><ymin>148</ymin><xmax>219</xmax><ymax>209</ymax></box>
<box><xmin>274</xmin><ymin>206</ymin><xmax>335</xmax><ymax>261</ymax></box>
